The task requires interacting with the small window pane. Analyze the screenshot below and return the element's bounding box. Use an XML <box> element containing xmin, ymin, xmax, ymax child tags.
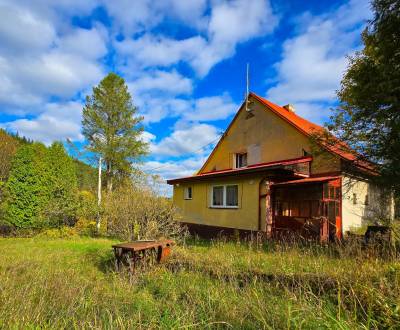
<box><xmin>235</xmin><ymin>153</ymin><xmax>247</xmax><ymax>168</ymax></box>
<box><xmin>213</xmin><ymin>186</ymin><xmax>224</xmax><ymax>206</ymax></box>
<box><xmin>184</xmin><ymin>187</ymin><xmax>192</xmax><ymax>199</ymax></box>
<box><xmin>226</xmin><ymin>185</ymin><xmax>238</xmax><ymax>206</ymax></box>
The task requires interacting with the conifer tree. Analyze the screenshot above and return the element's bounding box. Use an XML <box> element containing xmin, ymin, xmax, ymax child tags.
<box><xmin>2</xmin><ymin>143</ymin><xmax>51</xmax><ymax>228</ymax></box>
<box><xmin>44</xmin><ymin>142</ymin><xmax>79</xmax><ymax>226</ymax></box>
<box><xmin>82</xmin><ymin>73</ymin><xmax>148</xmax><ymax>191</ymax></box>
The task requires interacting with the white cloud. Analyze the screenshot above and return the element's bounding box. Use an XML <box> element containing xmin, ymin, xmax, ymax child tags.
<box><xmin>0</xmin><ymin>14</ymin><xmax>107</xmax><ymax>112</ymax></box>
<box><xmin>183</xmin><ymin>94</ymin><xmax>238</xmax><ymax>122</ymax></box>
<box><xmin>116</xmin><ymin>34</ymin><xmax>206</xmax><ymax>69</ymax></box>
<box><xmin>57</xmin><ymin>26</ymin><xmax>108</xmax><ymax>60</ymax></box>
<box><xmin>142</xmin><ymin>156</ymin><xmax>206</xmax><ymax>180</ymax></box>
<box><xmin>0</xmin><ymin>2</ymin><xmax>56</xmax><ymax>54</ymax></box>
<box><xmin>129</xmin><ymin>70</ymin><xmax>193</xmax><ymax>96</ymax></box>
<box><xmin>103</xmin><ymin>0</ymin><xmax>208</xmax><ymax>35</ymax></box>
<box><xmin>140</xmin><ymin>131</ymin><xmax>156</xmax><ymax>144</ymax></box>
<box><xmin>266</xmin><ymin>0</ymin><xmax>370</xmax><ymax>123</ymax></box>
<box><xmin>116</xmin><ymin>0</ymin><xmax>278</xmax><ymax>76</ymax></box>
<box><xmin>191</xmin><ymin>0</ymin><xmax>277</xmax><ymax>75</ymax></box>
<box><xmin>150</xmin><ymin>124</ymin><xmax>220</xmax><ymax>157</ymax></box>
<box><xmin>1</xmin><ymin>101</ymin><xmax>83</xmax><ymax>145</ymax></box>
<box><xmin>134</xmin><ymin>92</ymin><xmax>237</xmax><ymax>124</ymax></box>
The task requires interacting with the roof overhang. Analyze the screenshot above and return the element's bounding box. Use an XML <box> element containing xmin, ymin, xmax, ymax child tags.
<box><xmin>272</xmin><ymin>175</ymin><xmax>340</xmax><ymax>187</ymax></box>
<box><xmin>167</xmin><ymin>156</ymin><xmax>312</xmax><ymax>184</ymax></box>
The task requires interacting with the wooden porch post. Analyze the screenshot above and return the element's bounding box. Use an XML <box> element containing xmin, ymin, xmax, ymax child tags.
<box><xmin>265</xmin><ymin>180</ymin><xmax>273</xmax><ymax>239</ymax></box>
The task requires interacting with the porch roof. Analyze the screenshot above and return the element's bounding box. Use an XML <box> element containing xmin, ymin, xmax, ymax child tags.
<box><xmin>272</xmin><ymin>175</ymin><xmax>340</xmax><ymax>187</ymax></box>
<box><xmin>166</xmin><ymin>156</ymin><xmax>312</xmax><ymax>184</ymax></box>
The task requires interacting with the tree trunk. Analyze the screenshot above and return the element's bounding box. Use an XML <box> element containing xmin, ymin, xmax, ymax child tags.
<box><xmin>106</xmin><ymin>161</ymin><xmax>113</xmax><ymax>192</ymax></box>
<box><xmin>96</xmin><ymin>156</ymin><xmax>102</xmax><ymax>231</ymax></box>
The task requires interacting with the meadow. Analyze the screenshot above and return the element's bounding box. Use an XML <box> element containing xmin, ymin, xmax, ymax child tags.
<box><xmin>0</xmin><ymin>237</ymin><xmax>399</xmax><ymax>329</ymax></box>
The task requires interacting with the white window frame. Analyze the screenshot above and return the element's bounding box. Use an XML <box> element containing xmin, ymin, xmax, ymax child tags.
<box><xmin>211</xmin><ymin>184</ymin><xmax>239</xmax><ymax>208</ymax></box>
<box><xmin>234</xmin><ymin>153</ymin><xmax>247</xmax><ymax>168</ymax></box>
<box><xmin>184</xmin><ymin>186</ymin><xmax>192</xmax><ymax>200</ymax></box>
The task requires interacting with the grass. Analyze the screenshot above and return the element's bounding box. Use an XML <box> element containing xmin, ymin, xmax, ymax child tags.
<box><xmin>0</xmin><ymin>237</ymin><xmax>399</xmax><ymax>329</ymax></box>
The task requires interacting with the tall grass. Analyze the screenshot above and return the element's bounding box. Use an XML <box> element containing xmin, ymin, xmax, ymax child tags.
<box><xmin>0</xmin><ymin>237</ymin><xmax>399</xmax><ymax>329</ymax></box>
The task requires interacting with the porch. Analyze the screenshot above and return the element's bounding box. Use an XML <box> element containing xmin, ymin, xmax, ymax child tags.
<box><xmin>269</xmin><ymin>177</ymin><xmax>342</xmax><ymax>241</ymax></box>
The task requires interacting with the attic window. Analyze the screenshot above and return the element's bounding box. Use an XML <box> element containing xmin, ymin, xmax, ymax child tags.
<box><xmin>235</xmin><ymin>153</ymin><xmax>247</xmax><ymax>168</ymax></box>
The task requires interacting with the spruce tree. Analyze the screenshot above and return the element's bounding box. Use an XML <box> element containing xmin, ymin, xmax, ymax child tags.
<box><xmin>82</xmin><ymin>73</ymin><xmax>148</xmax><ymax>191</ymax></box>
<box><xmin>44</xmin><ymin>142</ymin><xmax>79</xmax><ymax>226</ymax></box>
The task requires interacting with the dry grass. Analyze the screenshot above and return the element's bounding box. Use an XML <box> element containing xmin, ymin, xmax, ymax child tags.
<box><xmin>0</xmin><ymin>237</ymin><xmax>399</xmax><ymax>329</ymax></box>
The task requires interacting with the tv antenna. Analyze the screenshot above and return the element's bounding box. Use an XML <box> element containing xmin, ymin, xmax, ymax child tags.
<box><xmin>245</xmin><ymin>63</ymin><xmax>253</xmax><ymax>112</ymax></box>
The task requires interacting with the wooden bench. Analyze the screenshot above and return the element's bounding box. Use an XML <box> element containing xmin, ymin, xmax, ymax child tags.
<box><xmin>112</xmin><ymin>239</ymin><xmax>175</xmax><ymax>272</ymax></box>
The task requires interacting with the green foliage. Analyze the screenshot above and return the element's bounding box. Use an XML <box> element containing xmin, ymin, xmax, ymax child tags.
<box><xmin>43</xmin><ymin>142</ymin><xmax>79</xmax><ymax>227</ymax></box>
<box><xmin>2</xmin><ymin>143</ymin><xmax>51</xmax><ymax>228</ymax></box>
<box><xmin>82</xmin><ymin>73</ymin><xmax>148</xmax><ymax>191</ymax></box>
<box><xmin>0</xmin><ymin>130</ymin><xmax>21</xmax><ymax>201</ymax></box>
<box><xmin>74</xmin><ymin>159</ymin><xmax>98</xmax><ymax>192</ymax></box>
<box><xmin>1</xmin><ymin>142</ymin><xmax>80</xmax><ymax>229</ymax></box>
<box><xmin>329</xmin><ymin>0</ymin><xmax>400</xmax><ymax>191</ymax></box>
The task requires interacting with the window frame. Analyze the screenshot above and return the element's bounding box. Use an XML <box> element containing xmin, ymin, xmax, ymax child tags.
<box><xmin>234</xmin><ymin>153</ymin><xmax>247</xmax><ymax>168</ymax></box>
<box><xmin>211</xmin><ymin>184</ymin><xmax>239</xmax><ymax>208</ymax></box>
<box><xmin>184</xmin><ymin>186</ymin><xmax>193</xmax><ymax>200</ymax></box>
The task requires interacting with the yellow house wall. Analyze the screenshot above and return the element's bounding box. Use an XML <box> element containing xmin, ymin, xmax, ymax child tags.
<box><xmin>200</xmin><ymin>100</ymin><xmax>340</xmax><ymax>175</ymax></box>
<box><xmin>173</xmin><ymin>99</ymin><xmax>342</xmax><ymax>231</ymax></box>
<box><xmin>173</xmin><ymin>175</ymin><xmax>264</xmax><ymax>231</ymax></box>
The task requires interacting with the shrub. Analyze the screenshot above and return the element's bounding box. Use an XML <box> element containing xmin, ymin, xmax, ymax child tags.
<box><xmin>103</xmin><ymin>183</ymin><xmax>187</xmax><ymax>242</ymax></box>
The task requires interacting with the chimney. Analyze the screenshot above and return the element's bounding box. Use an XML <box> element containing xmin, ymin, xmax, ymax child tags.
<box><xmin>283</xmin><ymin>104</ymin><xmax>295</xmax><ymax>113</ymax></box>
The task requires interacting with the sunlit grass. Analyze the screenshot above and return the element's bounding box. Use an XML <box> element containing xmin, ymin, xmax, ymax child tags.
<box><xmin>0</xmin><ymin>237</ymin><xmax>399</xmax><ymax>329</ymax></box>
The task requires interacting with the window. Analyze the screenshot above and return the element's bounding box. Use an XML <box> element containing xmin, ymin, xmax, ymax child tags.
<box><xmin>212</xmin><ymin>186</ymin><xmax>224</xmax><ymax>206</ymax></box>
<box><xmin>211</xmin><ymin>185</ymin><xmax>238</xmax><ymax>208</ymax></box>
<box><xmin>235</xmin><ymin>153</ymin><xmax>247</xmax><ymax>168</ymax></box>
<box><xmin>226</xmin><ymin>185</ymin><xmax>238</xmax><ymax>206</ymax></box>
<box><xmin>184</xmin><ymin>186</ymin><xmax>192</xmax><ymax>200</ymax></box>
<box><xmin>364</xmin><ymin>194</ymin><xmax>369</xmax><ymax>206</ymax></box>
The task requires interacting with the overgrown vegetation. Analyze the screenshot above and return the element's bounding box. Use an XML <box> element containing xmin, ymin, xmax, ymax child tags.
<box><xmin>0</xmin><ymin>237</ymin><xmax>398</xmax><ymax>329</ymax></box>
<box><xmin>103</xmin><ymin>183</ymin><xmax>185</xmax><ymax>242</ymax></box>
<box><xmin>328</xmin><ymin>0</ymin><xmax>400</xmax><ymax>192</ymax></box>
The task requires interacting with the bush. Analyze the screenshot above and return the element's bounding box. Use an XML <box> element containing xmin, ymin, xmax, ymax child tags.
<box><xmin>103</xmin><ymin>183</ymin><xmax>187</xmax><ymax>242</ymax></box>
<box><xmin>36</xmin><ymin>227</ymin><xmax>79</xmax><ymax>238</ymax></box>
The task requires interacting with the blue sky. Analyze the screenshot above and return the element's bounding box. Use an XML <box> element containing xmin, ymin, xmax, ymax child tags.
<box><xmin>0</xmin><ymin>0</ymin><xmax>371</xmax><ymax>185</ymax></box>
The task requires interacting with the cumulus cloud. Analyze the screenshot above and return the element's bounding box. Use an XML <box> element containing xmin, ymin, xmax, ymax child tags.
<box><xmin>142</xmin><ymin>156</ymin><xmax>206</xmax><ymax>180</ymax></box>
<box><xmin>128</xmin><ymin>70</ymin><xmax>193</xmax><ymax>96</ymax></box>
<box><xmin>0</xmin><ymin>7</ymin><xmax>107</xmax><ymax>113</ymax></box>
<box><xmin>0</xmin><ymin>2</ymin><xmax>56</xmax><ymax>54</ymax></box>
<box><xmin>116</xmin><ymin>0</ymin><xmax>278</xmax><ymax>76</ymax></box>
<box><xmin>1</xmin><ymin>101</ymin><xmax>84</xmax><ymax>144</ymax></box>
<box><xmin>150</xmin><ymin>124</ymin><xmax>220</xmax><ymax>157</ymax></box>
<box><xmin>103</xmin><ymin>0</ymin><xmax>208</xmax><ymax>35</ymax></box>
<box><xmin>266</xmin><ymin>0</ymin><xmax>370</xmax><ymax>123</ymax></box>
<box><xmin>134</xmin><ymin>92</ymin><xmax>238</xmax><ymax>124</ymax></box>
<box><xmin>183</xmin><ymin>94</ymin><xmax>238</xmax><ymax>122</ymax></box>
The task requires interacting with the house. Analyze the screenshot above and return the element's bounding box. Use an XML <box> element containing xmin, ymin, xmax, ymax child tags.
<box><xmin>167</xmin><ymin>93</ymin><xmax>394</xmax><ymax>240</ymax></box>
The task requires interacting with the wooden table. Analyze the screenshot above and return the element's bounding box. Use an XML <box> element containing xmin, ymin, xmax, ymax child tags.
<box><xmin>112</xmin><ymin>239</ymin><xmax>175</xmax><ymax>272</ymax></box>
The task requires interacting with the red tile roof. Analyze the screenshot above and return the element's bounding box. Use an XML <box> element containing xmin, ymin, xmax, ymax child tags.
<box><xmin>250</xmin><ymin>93</ymin><xmax>375</xmax><ymax>172</ymax></box>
